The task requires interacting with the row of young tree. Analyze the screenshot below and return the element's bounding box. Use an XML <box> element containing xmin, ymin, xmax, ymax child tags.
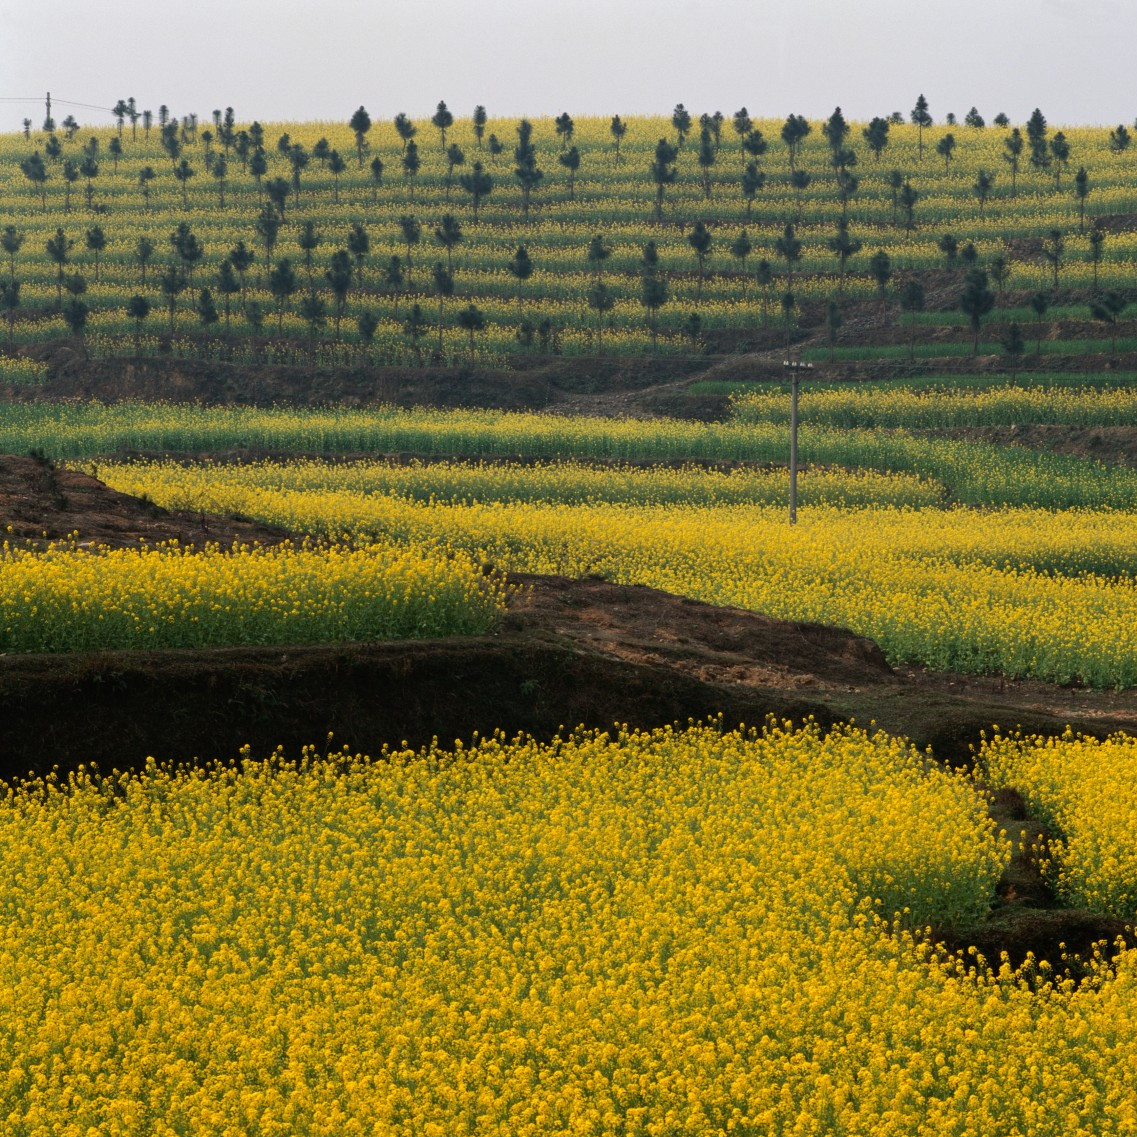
<box><xmin>23</xmin><ymin>94</ymin><xmax>1119</xmax><ymax>165</ymax></box>
<box><xmin>0</xmin><ymin>214</ymin><xmax>703</xmax><ymax>359</ymax></box>
<box><xmin>3</xmin><ymin>204</ymin><xmax>1128</xmax><ymax>367</ymax></box>
<box><xmin>3</xmin><ymin>189</ymin><xmax>1117</xmax><ymax>316</ymax></box>
<box><xmin>12</xmin><ymin>100</ymin><xmax>1117</xmax><ymax>229</ymax></box>
<box><xmin>4</xmin><ymin>96</ymin><xmax>1133</xmax><ymax>365</ymax></box>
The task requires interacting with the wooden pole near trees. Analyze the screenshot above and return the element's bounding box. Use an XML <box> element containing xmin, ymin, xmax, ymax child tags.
<box><xmin>783</xmin><ymin>358</ymin><xmax>814</xmax><ymax>524</ymax></box>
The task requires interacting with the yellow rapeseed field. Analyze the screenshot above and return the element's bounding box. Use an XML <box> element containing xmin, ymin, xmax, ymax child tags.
<box><xmin>89</xmin><ymin>458</ymin><xmax>1137</xmax><ymax>686</ymax></box>
<box><xmin>4</xmin><ymin>396</ymin><xmax>1131</xmax><ymax>509</ymax></box>
<box><xmin>0</xmin><ymin>539</ymin><xmax>505</xmax><ymax>652</ymax></box>
<box><xmin>17</xmin><ymin>721</ymin><xmax>1137</xmax><ymax>1137</ymax></box>
<box><xmin>729</xmin><ymin>382</ymin><xmax>1137</xmax><ymax>429</ymax></box>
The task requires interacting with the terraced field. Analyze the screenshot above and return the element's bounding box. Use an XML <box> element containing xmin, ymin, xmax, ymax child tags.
<box><xmin>2</xmin><ymin>110</ymin><xmax>1136</xmax><ymax>367</ymax></box>
<box><xmin>6</xmin><ymin>104</ymin><xmax>1137</xmax><ymax>1136</ymax></box>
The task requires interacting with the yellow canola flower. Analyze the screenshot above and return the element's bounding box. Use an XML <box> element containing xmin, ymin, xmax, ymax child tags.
<box><xmin>88</xmin><ymin>454</ymin><xmax>943</xmax><ymax>509</ymax></box>
<box><xmin>0</xmin><ymin>539</ymin><xmax>505</xmax><ymax>652</ymax></box>
<box><xmin>6</xmin><ymin>397</ymin><xmax>1134</xmax><ymax>510</ymax></box>
<box><xmin>731</xmin><ymin>382</ymin><xmax>1137</xmax><ymax>430</ymax></box>
<box><xmin>21</xmin><ymin>720</ymin><xmax>1132</xmax><ymax>1137</ymax></box>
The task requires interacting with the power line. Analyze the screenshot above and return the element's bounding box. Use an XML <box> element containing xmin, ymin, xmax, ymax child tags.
<box><xmin>54</xmin><ymin>100</ymin><xmax>120</xmax><ymax>113</ymax></box>
<box><xmin>0</xmin><ymin>96</ymin><xmax>119</xmax><ymax>113</ymax></box>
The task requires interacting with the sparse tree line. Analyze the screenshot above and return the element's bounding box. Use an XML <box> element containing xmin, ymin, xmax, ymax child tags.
<box><xmin>3</xmin><ymin>95</ymin><xmax>1136</xmax><ymax>366</ymax></box>
<box><xmin>10</xmin><ymin>97</ymin><xmax>1115</xmax><ymax>226</ymax></box>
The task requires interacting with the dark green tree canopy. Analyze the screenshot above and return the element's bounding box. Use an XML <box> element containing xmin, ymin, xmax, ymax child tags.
<box><xmin>960</xmin><ymin>267</ymin><xmax>995</xmax><ymax>351</ymax></box>
<box><xmin>394</xmin><ymin>113</ymin><xmax>417</xmax><ymax>149</ymax></box>
<box><xmin>349</xmin><ymin>106</ymin><xmax>372</xmax><ymax>166</ymax></box>
<box><xmin>555</xmin><ymin>112</ymin><xmax>574</xmax><ymax>148</ymax></box>
<box><xmin>649</xmin><ymin>138</ymin><xmax>679</xmax><ymax>220</ymax></box>
<box><xmin>822</xmin><ymin>106</ymin><xmax>850</xmax><ymax>152</ymax></box>
<box><xmin>458</xmin><ymin>161</ymin><xmax>494</xmax><ymax>220</ymax></box>
<box><xmin>780</xmin><ymin>114</ymin><xmax>811</xmax><ymax>168</ymax></box>
<box><xmin>432</xmin><ymin>101</ymin><xmax>454</xmax><ymax>148</ymax></box>
<box><xmin>508</xmin><ymin>244</ymin><xmax>534</xmax><ymax>283</ymax></box>
<box><xmin>671</xmin><ymin>104</ymin><xmax>692</xmax><ymax>147</ymax></box>
<box><xmin>863</xmin><ymin>117</ymin><xmax>890</xmax><ymax>159</ymax></box>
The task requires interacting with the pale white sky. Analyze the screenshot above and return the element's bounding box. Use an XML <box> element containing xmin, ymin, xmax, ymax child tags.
<box><xmin>1</xmin><ymin>0</ymin><xmax>1133</xmax><ymax>129</ymax></box>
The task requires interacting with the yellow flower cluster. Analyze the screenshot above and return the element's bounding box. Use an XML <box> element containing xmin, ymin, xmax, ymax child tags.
<box><xmin>0</xmin><ymin>539</ymin><xmax>505</xmax><ymax>652</ymax></box>
<box><xmin>982</xmin><ymin>731</ymin><xmax>1137</xmax><ymax>920</ymax></box>
<box><xmin>89</xmin><ymin>454</ymin><xmax>942</xmax><ymax>509</ymax></box>
<box><xmin>0</xmin><ymin>357</ymin><xmax>48</xmax><ymax>385</ymax></box>
<box><xmin>2</xmin><ymin>399</ymin><xmax>771</xmax><ymax>462</ymax></box>
<box><xmin>730</xmin><ymin>382</ymin><xmax>1137</xmax><ymax>430</ymax></box>
<box><xmin>32</xmin><ymin>722</ymin><xmax>1137</xmax><ymax>1136</ymax></box>
<box><xmin>88</xmin><ymin>458</ymin><xmax>1137</xmax><ymax>686</ymax></box>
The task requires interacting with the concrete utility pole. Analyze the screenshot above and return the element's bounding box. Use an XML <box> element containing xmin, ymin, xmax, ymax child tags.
<box><xmin>782</xmin><ymin>357</ymin><xmax>814</xmax><ymax>524</ymax></box>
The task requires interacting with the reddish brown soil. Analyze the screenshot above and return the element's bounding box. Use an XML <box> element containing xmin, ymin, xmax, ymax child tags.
<box><xmin>1089</xmin><ymin>213</ymin><xmax>1137</xmax><ymax>234</ymax></box>
<box><xmin>504</xmin><ymin>571</ymin><xmax>894</xmax><ymax>691</ymax></box>
<box><xmin>1</xmin><ymin>452</ymin><xmax>290</xmax><ymax>548</ymax></box>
